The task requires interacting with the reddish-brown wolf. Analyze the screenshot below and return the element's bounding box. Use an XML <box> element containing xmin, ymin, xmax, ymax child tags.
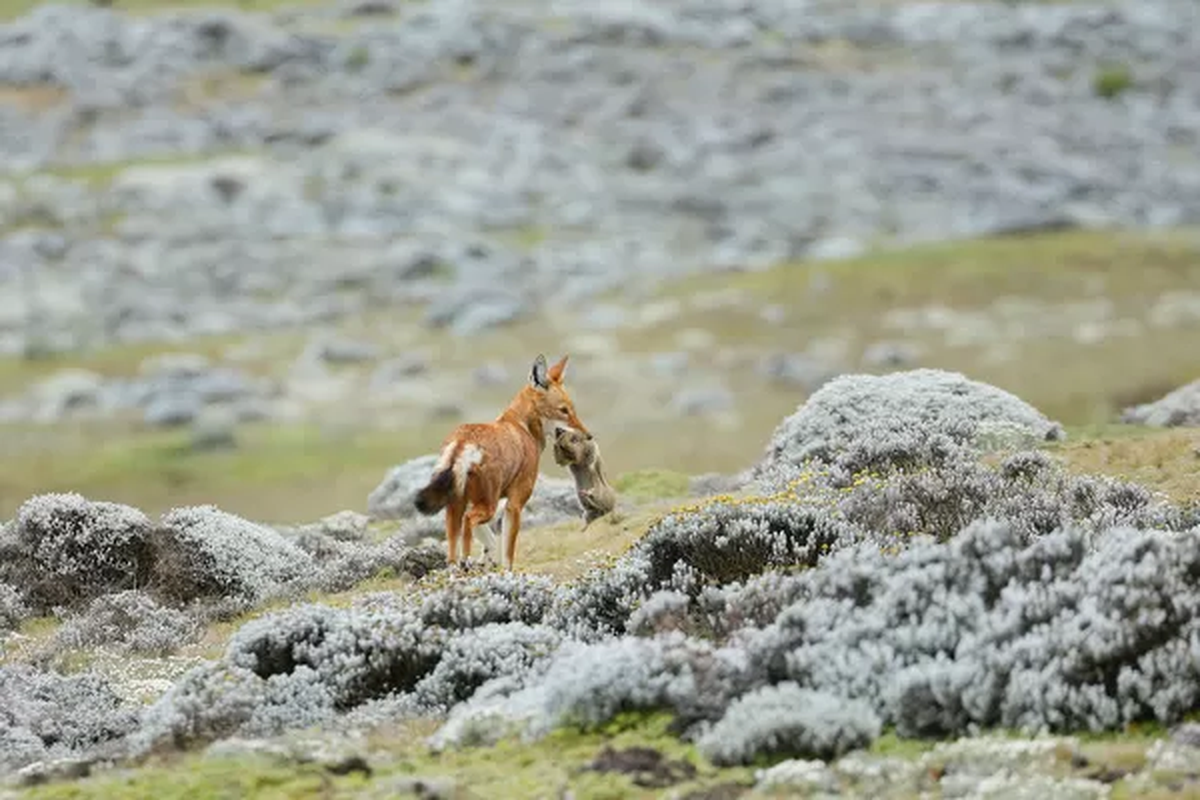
<box><xmin>413</xmin><ymin>354</ymin><xmax>591</xmax><ymax>571</ymax></box>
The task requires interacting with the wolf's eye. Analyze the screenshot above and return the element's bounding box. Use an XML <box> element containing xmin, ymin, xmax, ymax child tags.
<box><xmin>559</xmin><ymin>405</ymin><xmax>570</xmax><ymax>414</ymax></box>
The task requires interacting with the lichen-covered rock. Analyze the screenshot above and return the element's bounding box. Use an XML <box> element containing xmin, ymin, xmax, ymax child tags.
<box><xmin>754</xmin><ymin>369</ymin><xmax>1065</xmax><ymax>486</ymax></box>
<box><xmin>152</xmin><ymin>506</ymin><xmax>313</xmax><ymax>605</ymax></box>
<box><xmin>0</xmin><ymin>494</ymin><xmax>155</xmax><ymax>613</ymax></box>
<box><xmin>1121</xmin><ymin>378</ymin><xmax>1200</xmax><ymax>427</ymax></box>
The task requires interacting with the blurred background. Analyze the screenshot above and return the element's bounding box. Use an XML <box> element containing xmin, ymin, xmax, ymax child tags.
<box><xmin>0</xmin><ymin>0</ymin><xmax>1198</xmax><ymax>523</ymax></box>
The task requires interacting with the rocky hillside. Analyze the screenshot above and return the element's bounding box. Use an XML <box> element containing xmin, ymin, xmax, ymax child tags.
<box><xmin>4</xmin><ymin>0</ymin><xmax>1200</xmax><ymax>344</ymax></box>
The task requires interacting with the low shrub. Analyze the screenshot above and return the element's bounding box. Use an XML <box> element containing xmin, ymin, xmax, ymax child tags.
<box><xmin>53</xmin><ymin>591</ymin><xmax>201</xmax><ymax>656</ymax></box>
<box><xmin>696</xmin><ymin>683</ymin><xmax>881</xmax><ymax>766</ymax></box>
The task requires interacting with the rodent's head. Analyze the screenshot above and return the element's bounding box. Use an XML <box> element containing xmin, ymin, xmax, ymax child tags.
<box><xmin>553</xmin><ymin>426</ymin><xmax>597</xmax><ymax>467</ymax></box>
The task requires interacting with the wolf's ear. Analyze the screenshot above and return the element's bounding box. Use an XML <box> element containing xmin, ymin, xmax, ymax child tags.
<box><xmin>530</xmin><ymin>354</ymin><xmax>549</xmax><ymax>390</ymax></box>
<box><xmin>547</xmin><ymin>354</ymin><xmax>569</xmax><ymax>384</ymax></box>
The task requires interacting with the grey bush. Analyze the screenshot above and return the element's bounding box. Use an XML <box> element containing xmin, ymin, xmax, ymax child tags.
<box><xmin>694</xmin><ymin>572</ymin><xmax>810</xmax><ymax>641</ymax></box>
<box><xmin>136</xmin><ymin>601</ymin><xmax>447</xmax><ymax>749</ymax></box>
<box><xmin>544</xmin><ymin>551</ymin><xmax>655</xmax><ymax>642</ymax></box>
<box><xmin>0</xmin><ymin>493</ymin><xmax>155</xmax><ymax>613</ymax></box>
<box><xmin>431</xmin><ymin>632</ymin><xmax>752</xmax><ymax>749</ymax></box>
<box><xmin>1121</xmin><ymin>378</ymin><xmax>1200</xmax><ymax>427</ymax></box>
<box><xmin>0</xmin><ymin>582</ymin><xmax>28</xmax><ymax>631</ymax></box>
<box><xmin>412</xmin><ymin>622</ymin><xmax>562</xmax><ymax>713</ymax></box>
<box><xmin>53</xmin><ymin>590</ymin><xmax>201</xmax><ymax>655</ymax></box>
<box><xmin>295</xmin><ymin>531</ymin><xmax>446</xmax><ymax>594</ymax></box>
<box><xmin>0</xmin><ymin>664</ymin><xmax>141</xmax><ymax>773</ymax></box>
<box><xmin>754</xmin><ymin>369</ymin><xmax>1065</xmax><ymax>485</ymax></box>
<box><xmin>420</xmin><ymin>572</ymin><xmax>557</xmax><ymax>630</ymax></box>
<box><xmin>697</xmin><ymin>683</ymin><xmax>882</xmax><ymax>766</ymax></box>
<box><xmin>746</xmin><ymin>520</ymin><xmax>1200</xmax><ymax>737</ymax></box>
<box><xmin>436</xmin><ymin>518</ymin><xmax>1200</xmax><ymax>753</ymax></box>
<box><xmin>548</xmin><ymin>502</ymin><xmax>859</xmax><ymax>641</ymax></box>
<box><xmin>823</xmin><ymin>449</ymin><xmax>1192</xmax><ymax>543</ymax></box>
<box><xmin>152</xmin><ymin>505</ymin><xmax>314</xmax><ymax>605</ymax></box>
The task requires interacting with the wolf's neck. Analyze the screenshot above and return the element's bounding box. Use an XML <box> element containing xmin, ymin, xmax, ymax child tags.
<box><xmin>499</xmin><ymin>389</ymin><xmax>547</xmax><ymax>451</ymax></box>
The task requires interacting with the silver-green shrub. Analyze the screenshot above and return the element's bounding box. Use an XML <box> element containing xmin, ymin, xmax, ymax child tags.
<box><xmin>53</xmin><ymin>590</ymin><xmax>201</xmax><ymax>655</ymax></box>
<box><xmin>696</xmin><ymin>683</ymin><xmax>881</xmax><ymax>766</ymax></box>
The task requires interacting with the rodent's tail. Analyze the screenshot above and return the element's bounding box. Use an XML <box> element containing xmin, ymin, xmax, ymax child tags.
<box><xmin>414</xmin><ymin>468</ymin><xmax>455</xmax><ymax>515</ymax></box>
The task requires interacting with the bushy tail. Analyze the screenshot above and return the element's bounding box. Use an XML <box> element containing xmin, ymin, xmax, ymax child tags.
<box><xmin>414</xmin><ymin>468</ymin><xmax>455</xmax><ymax>515</ymax></box>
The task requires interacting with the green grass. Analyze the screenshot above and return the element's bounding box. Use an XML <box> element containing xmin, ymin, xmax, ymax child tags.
<box><xmin>0</xmin><ymin>421</ymin><xmax>444</xmax><ymax>524</ymax></box>
<box><xmin>17</xmin><ymin>711</ymin><xmax>755</xmax><ymax>800</ymax></box>
<box><xmin>612</xmin><ymin>469</ymin><xmax>691</xmax><ymax>503</ymax></box>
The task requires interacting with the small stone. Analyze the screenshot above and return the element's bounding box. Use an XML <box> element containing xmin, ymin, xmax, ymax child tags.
<box><xmin>143</xmin><ymin>393</ymin><xmax>201</xmax><ymax>427</ymax></box>
<box><xmin>30</xmin><ymin>369</ymin><xmax>103</xmax><ymax>422</ymax></box>
<box><xmin>368</xmin><ymin>775</ymin><xmax>457</xmax><ymax>800</ymax></box>
<box><xmin>1170</xmin><ymin>722</ymin><xmax>1200</xmax><ymax>748</ymax></box>
<box><xmin>759</xmin><ymin>353</ymin><xmax>840</xmax><ymax>393</ymax></box>
<box><xmin>861</xmin><ymin>341</ymin><xmax>923</xmax><ymax>369</ymax></box>
<box><xmin>314</xmin><ymin>336</ymin><xmax>381</xmax><ymax>365</ymax></box>
<box><xmin>650</xmin><ymin>351</ymin><xmax>689</xmax><ymax>378</ymax></box>
<box><xmin>756</xmin><ymin>758</ymin><xmax>838</xmax><ymax>792</ymax></box>
<box><xmin>190</xmin><ymin>406</ymin><xmax>238</xmax><ymax>452</ymax></box>
<box><xmin>139</xmin><ymin>353</ymin><xmax>211</xmax><ymax>379</ymax></box>
<box><xmin>314</xmin><ymin>510</ymin><xmax>371</xmax><ymax>542</ymax></box>
<box><xmin>16</xmin><ymin>758</ymin><xmax>93</xmax><ymax>787</ymax></box>
<box><xmin>670</xmin><ymin>385</ymin><xmax>734</xmax><ymax>416</ymax></box>
<box><xmin>806</xmin><ymin>237</ymin><xmax>865</xmax><ymax>261</ymax></box>
<box><xmin>473</xmin><ymin>362</ymin><xmax>510</xmax><ymax>387</ymax></box>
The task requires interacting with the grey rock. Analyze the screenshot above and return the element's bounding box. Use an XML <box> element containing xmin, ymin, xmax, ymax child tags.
<box><xmin>759</xmin><ymin>352</ymin><xmax>841</xmax><ymax>393</ymax></box>
<box><xmin>580</xmin><ymin>305</ymin><xmax>631</xmax><ymax>331</ymax></box>
<box><xmin>862</xmin><ymin>341</ymin><xmax>923</xmax><ymax>369</ymax></box>
<box><xmin>649</xmin><ymin>351</ymin><xmax>690</xmax><ymax>378</ymax></box>
<box><xmin>143</xmin><ymin>393</ymin><xmax>202</xmax><ymax>428</ymax></box>
<box><xmin>1171</xmin><ymin>722</ymin><xmax>1200</xmax><ymax>748</ymax></box>
<box><xmin>805</xmin><ymin>237</ymin><xmax>865</xmax><ymax>261</ymax></box>
<box><xmin>367</xmin><ymin>775</ymin><xmax>457</xmax><ymax>800</ymax></box>
<box><xmin>139</xmin><ymin>353</ymin><xmax>211</xmax><ymax>380</ymax></box>
<box><xmin>313</xmin><ymin>336</ymin><xmax>381</xmax><ymax>365</ymax></box>
<box><xmin>30</xmin><ymin>369</ymin><xmax>103</xmax><ymax>422</ymax></box>
<box><xmin>191</xmin><ymin>368</ymin><xmax>256</xmax><ymax>403</ymax></box>
<box><xmin>472</xmin><ymin>362</ymin><xmax>510</xmax><ymax>388</ymax></box>
<box><xmin>670</xmin><ymin>384</ymin><xmax>735</xmax><ymax>416</ymax></box>
<box><xmin>189</xmin><ymin>406</ymin><xmax>238</xmax><ymax>452</ymax></box>
<box><xmin>369</xmin><ymin>354</ymin><xmax>429</xmax><ymax>391</ymax></box>
<box><xmin>756</xmin><ymin>758</ymin><xmax>840</xmax><ymax>793</ymax></box>
<box><xmin>688</xmin><ymin>472</ymin><xmax>748</xmax><ymax>498</ymax></box>
<box><xmin>523</xmin><ymin>475</ymin><xmax>586</xmax><ymax>527</ymax></box>
<box><xmin>339</xmin><ymin>0</ymin><xmax>399</xmax><ymax>17</ymax></box>
<box><xmin>14</xmin><ymin>757</ymin><xmax>94</xmax><ymax>787</ymax></box>
<box><xmin>1121</xmin><ymin>378</ymin><xmax>1200</xmax><ymax>427</ymax></box>
<box><xmin>366</xmin><ymin>454</ymin><xmax>441</xmax><ymax>520</ymax></box>
<box><xmin>425</xmin><ymin>288</ymin><xmax>531</xmax><ymax>338</ymax></box>
<box><xmin>311</xmin><ymin>510</ymin><xmax>372</xmax><ymax>543</ymax></box>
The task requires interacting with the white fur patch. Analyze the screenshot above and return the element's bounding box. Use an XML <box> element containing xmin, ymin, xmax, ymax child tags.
<box><xmin>453</xmin><ymin>443</ymin><xmax>483</xmax><ymax>496</ymax></box>
<box><xmin>434</xmin><ymin>441</ymin><xmax>457</xmax><ymax>472</ymax></box>
<box><xmin>500</xmin><ymin>507</ymin><xmax>514</xmax><ymax>570</ymax></box>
